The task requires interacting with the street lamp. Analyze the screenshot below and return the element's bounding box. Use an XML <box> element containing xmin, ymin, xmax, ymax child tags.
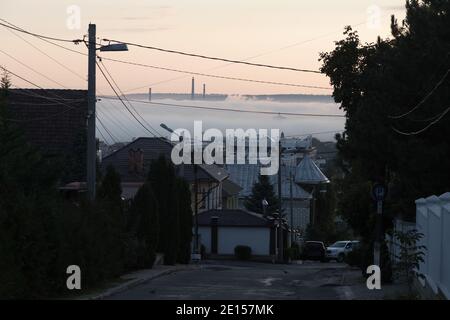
<box><xmin>86</xmin><ymin>24</ymin><xmax>128</xmax><ymax>201</ymax></box>
<box><xmin>262</xmin><ymin>198</ymin><xmax>269</xmax><ymax>216</ymax></box>
<box><xmin>267</xmin><ymin>210</ymin><xmax>287</xmax><ymax>263</ymax></box>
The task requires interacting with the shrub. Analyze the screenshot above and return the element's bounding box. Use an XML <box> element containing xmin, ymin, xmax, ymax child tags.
<box><xmin>234</xmin><ymin>245</ymin><xmax>252</xmax><ymax>260</ymax></box>
<box><xmin>285</xmin><ymin>244</ymin><xmax>301</xmax><ymax>260</ymax></box>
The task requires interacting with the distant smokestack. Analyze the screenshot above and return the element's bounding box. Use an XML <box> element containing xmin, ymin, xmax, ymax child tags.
<box><xmin>191</xmin><ymin>77</ymin><xmax>195</xmax><ymax>100</ymax></box>
<box><xmin>203</xmin><ymin>84</ymin><xmax>206</xmax><ymax>98</ymax></box>
<box><xmin>149</xmin><ymin>87</ymin><xmax>152</xmax><ymax>101</ymax></box>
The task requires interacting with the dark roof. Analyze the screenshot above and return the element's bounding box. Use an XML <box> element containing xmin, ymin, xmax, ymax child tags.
<box><xmin>197</xmin><ymin>209</ymin><xmax>271</xmax><ymax>227</ymax></box>
<box><xmin>101</xmin><ymin>137</ymin><xmax>226</xmax><ymax>183</ymax></box>
<box><xmin>224</xmin><ymin>164</ymin><xmax>311</xmax><ymax>200</ymax></box>
<box><xmin>5</xmin><ymin>89</ymin><xmax>88</xmax><ymax>182</ymax></box>
<box><xmin>222</xmin><ymin>179</ymin><xmax>242</xmax><ymax>196</ymax></box>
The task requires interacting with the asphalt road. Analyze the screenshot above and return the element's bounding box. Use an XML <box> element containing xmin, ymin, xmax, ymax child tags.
<box><xmin>106</xmin><ymin>260</ymin><xmax>384</xmax><ymax>300</ymax></box>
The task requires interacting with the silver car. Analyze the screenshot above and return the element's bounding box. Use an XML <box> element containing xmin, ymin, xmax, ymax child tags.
<box><xmin>326</xmin><ymin>240</ymin><xmax>360</xmax><ymax>262</ymax></box>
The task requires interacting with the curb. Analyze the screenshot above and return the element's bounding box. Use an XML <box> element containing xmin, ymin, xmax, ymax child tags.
<box><xmin>86</xmin><ymin>265</ymin><xmax>197</xmax><ymax>300</ymax></box>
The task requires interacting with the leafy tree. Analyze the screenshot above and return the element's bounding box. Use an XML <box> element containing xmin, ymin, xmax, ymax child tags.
<box><xmin>244</xmin><ymin>174</ymin><xmax>279</xmax><ymax>215</ymax></box>
<box><xmin>393</xmin><ymin>229</ymin><xmax>426</xmax><ymax>296</ymax></box>
<box><xmin>319</xmin><ymin>0</ymin><xmax>450</xmax><ymax>246</ymax></box>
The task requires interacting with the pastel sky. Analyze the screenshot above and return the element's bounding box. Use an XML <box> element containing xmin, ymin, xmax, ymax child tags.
<box><xmin>1</xmin><ymin>0</ymin><xmax>407</xmax><ymax>95</ymax></box>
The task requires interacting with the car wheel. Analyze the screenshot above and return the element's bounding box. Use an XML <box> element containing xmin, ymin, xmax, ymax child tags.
<box><xmin>337</xmin><ymin>253</ymin><xmax>345</xmax><ymax>263</ymax></box>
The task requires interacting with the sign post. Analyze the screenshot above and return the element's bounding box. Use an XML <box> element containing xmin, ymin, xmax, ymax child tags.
<box><xmin>372</xmin><ymin>183</ymin><xmax>386</xmax><ymax>267</ymax></box>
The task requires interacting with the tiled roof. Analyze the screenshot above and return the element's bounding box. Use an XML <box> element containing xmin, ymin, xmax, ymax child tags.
<box><xmin>197</xmin><ymin>209</ymin><xmax>271</xmax><ymax>227</ymax></box>
<box><xmin>295</xmin><ymin>155</ymin><xmax>330</xmax><ymax>185</ymax></box>
<box><xmin>224</xmin><ymin>164</ymin><xmax>311</xmax><ymax>200</ymax></box>
<box><xmin>6</xmin><ymin>89</ymin><xmax>88</xmax><ymax>182</ymax></box>
<box><xmin>101</xmin><ymin>137</ymin><xmax>226</xmax><ymax>183</ymax></box>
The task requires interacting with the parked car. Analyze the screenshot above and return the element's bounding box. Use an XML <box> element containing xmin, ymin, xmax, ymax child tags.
<box><xmin>301</xmin><ymin>241</ymin><xmax>327</xmax><ymax>262</ymax></box>
<box><xmin>326</xmin><ymin>240</ymin><xmax>360</xmax><ymax>262</ymax></box>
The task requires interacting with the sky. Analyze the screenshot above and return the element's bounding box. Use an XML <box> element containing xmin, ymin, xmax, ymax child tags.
<box><xmin>1</xmin><ymin>0</ymin><xmax>408</xmax><ymax>96</ymax></box>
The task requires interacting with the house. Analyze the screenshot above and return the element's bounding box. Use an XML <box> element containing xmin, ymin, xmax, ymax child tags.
<box><xmin>101</xmin><ymin>137</ymin><xmax>230</xmax><ymax>212</ymax></box>
<box><xmin>280</xmin><ymin>135</ymin><xmax>317</xmax><ymax>167</ymax></box>
<box><xmin>5</xmin><ymin>89</ymin><xmax>88</xmax><ymax>184</ymax></box>
<box><xmin>197</xmin><ymin>209</ymin><xmax>284</xmax><ymax>259</ymax></box>
<box><xmin>224</xmin><ymin>164</ymin><xmax>312</xmax><ymax>233</ymax></box>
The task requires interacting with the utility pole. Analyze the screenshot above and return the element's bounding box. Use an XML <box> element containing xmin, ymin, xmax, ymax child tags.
<box><xmin>194</xmin><ymin>163</ymin><xmax>199</xmax><ymax>255</ymax></box>
<box><xmin>290</xmin><ymin>171</ymin><xmax>294</xmax><ymax>245</ymax></box>
<box><xmin>203</xmin><ymin>84</ymin><xmax>206</xmax><ymax>98</ymax></box>
<box><xmin>149</xmin><ymin>87</ymin><xmax>152</xmax><ymax>101</ymax></box>
<box><xmin>372</xmin><ymin>183</ymin><xmax>386</xmax><ymax>267</ymax></box>
<box><xmin>87</xmin><ymin>23</ymin><xmax>96</xmax><ymax>201</ymax></box>
<box><xmin>277</xmin><ymin>137</ymin><xmax>283</xmax><ymax>262</ymax></box>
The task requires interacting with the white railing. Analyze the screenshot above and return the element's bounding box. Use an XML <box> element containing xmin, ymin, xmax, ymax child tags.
<box><xmin>385</xmin><ymin>218</ymin><xmax>415</xmax><ymax>264</ymax></box>
<box><xmin>415</xmin><ymin>192</ymin><xmax>450</xmax><ymax>299</ymax></box>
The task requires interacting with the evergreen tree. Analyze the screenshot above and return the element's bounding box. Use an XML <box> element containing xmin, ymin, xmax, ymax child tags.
<box><xmin>96</xmin><ymin>165</ymin><xmax>126</xmax><ymax>276</ymax></box>
<box><xmin>147</xmin><ymin>155</ymin><xmax>179</xmax><ymax>265</ymax></box>
<box><xmin>129</xmin><ymin>182</ymin><xmax>159</xmax><ymax>268</ymax></box>
<box><xmin>0</xmin><ymin>92</ymin><xmax>61</xmax><ymax>298</ymax></box>
<box><xmin>244</xmin><ymin>174</ymin><xmax>279</xmax><ymax>215</ymax></box>
<box><xmin>176</xmin><ymin>177</ymin><xmax>193</xmax><ymax>264</ymax></box>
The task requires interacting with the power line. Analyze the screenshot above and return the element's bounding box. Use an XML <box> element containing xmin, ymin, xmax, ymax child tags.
<box><xmin>96</xmin><ymin>61</ymin><xmax>162</xmax><ymax>138</ymax></box>
<box><xmin>0</xmin><ymin>66</ymin><xmax>86</xmax><ymax>122</ymax></box>
<box><xmin>1</xmin><ymin>22</ymin><xmax>136</xmax><ymax>139</ymax></box>
<box><xmin>284</xmin><ymin>130</ymin><xmax>344</xmax><ymax>137</ymax></box>
<box><xmin>97</xmin><ymin>59</ymin><xmax>163</xmax><ymax>137</ymax></box>
<box><xmin>1</xmin><ymin>19</ymin><xmax>327</xmax><ymax>91</ymax></box>
<box><xmin>0</xmin><ymin>20</ymin><xmax>82</xmax><ymax>44</ymax></box>
<box><xmin>0</xmin><ymin>20</ymin><xmax>153</xmax><ymax>139</ymax></box>
<box><xmin>392</xmin><ymin>107</ymin><xmax>450</xmax><ymax>136</ymax></box>
<box><xmin>99</xmin><ymin>96</ymin><xmax>345</xmax><ymax>118</ymax></box>
<box><xmin>97</xmin><ymin>107</ymin><xmax>136</xmax><ymax>138</ymax></box>
<box><xmin>122</xmin><ymin>22</ymin><xmax>366</xmax><ymax>91</ymax></box>
<box><xmin>96</xmin><ymin>114</ymin><xmax>118</xmax><ymax>144</ymax></box>
<box><xmin>0</xmin><ymin>48</ymin><xmax>69</xmax><ymax>89</ymax></box>
<box><xmin>100</xmin><ymin>57</ymin><xmax>331</xmax><ymax>91</ymax></box>
<box><xmin>102</xmin><ymin>38</ymin><xmax>322</xmax><ymax>74</ymax></box>
<box><xmin>96</xmin><ymin>125</ymin><xmax>109</xmax><ymax>144</ymax></box>
<box><xmin>2</xmin><ymin>23</ymin><xmax>87</xmax><ymax>82</ymax></box>
<box><xmin>389</xmin><ymin>69</ymin><xmax>450</xmax><ymax>119</ymax></box>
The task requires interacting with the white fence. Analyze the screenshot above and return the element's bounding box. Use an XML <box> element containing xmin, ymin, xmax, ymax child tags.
<box><xmin>385</xmin><ymin>219</ymin><xmax>415</xmax><ymax>264</ymax></box>
<box><xmin>415</xmin><ymin>192</ymin><xmax>450</xmax><ymax>299</ymax></box>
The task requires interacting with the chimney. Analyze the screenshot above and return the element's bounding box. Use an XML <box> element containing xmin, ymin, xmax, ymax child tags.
<box><xmin>136</xmin><ymin>148</ymin><xmax>144</xmax><ymax>173</ymax></box>
<box><xmin>128</xmin><ymin>149</ymin><xmax>144</xmax><ymax>173</ymax></box>
<box><xmin>128</xmin><ymin>149</ymin><xmax>136</xmax><ymax>173</ymax></box>
<box><xmin>191</xmin><ymin>77</ymin><xmax>195</xmax><ymax>100</ymax></box>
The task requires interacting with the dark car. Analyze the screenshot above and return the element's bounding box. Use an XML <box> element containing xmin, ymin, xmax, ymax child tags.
<box><xmin>301</xmin><ymin>241</ymin><xmax>327</xmax><ymax>262</ymax></box>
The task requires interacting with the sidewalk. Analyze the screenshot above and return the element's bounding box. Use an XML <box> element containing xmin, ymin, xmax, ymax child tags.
<box><xmin>78</xmin><ymin>264</ymin><xmax>199</xmax><ymax>300</ymax></box>
<box><xmin>340</xmin><ymin>268</ymin><xmax>409</xmax><ymax>300</ymax></box>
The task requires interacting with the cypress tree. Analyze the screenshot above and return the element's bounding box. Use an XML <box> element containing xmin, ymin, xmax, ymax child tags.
<box><xmin>244</xmin><ymin>174</ymin><xmax>279</xmax><ymax>215</ymax></box>
<box><xmin>147</xmin><ymin>155</ymin><xmax>179</xmax><ymax>265</ymax></box>
<box><xmin>129</xmin><ymin>182</ymin><xmax>159</xmax><ymax>268</ymax></box>
<box><xmin>176</xmin><ymin>177</ymin><xmax>193</xmax><ymax>264</ymax></box>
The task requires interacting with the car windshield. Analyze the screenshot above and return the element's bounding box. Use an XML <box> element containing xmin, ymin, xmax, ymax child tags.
<box><xmin>329</xmin><ymin>241</ymin><xmax>347</xmax><ymax>248</ymax></box>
